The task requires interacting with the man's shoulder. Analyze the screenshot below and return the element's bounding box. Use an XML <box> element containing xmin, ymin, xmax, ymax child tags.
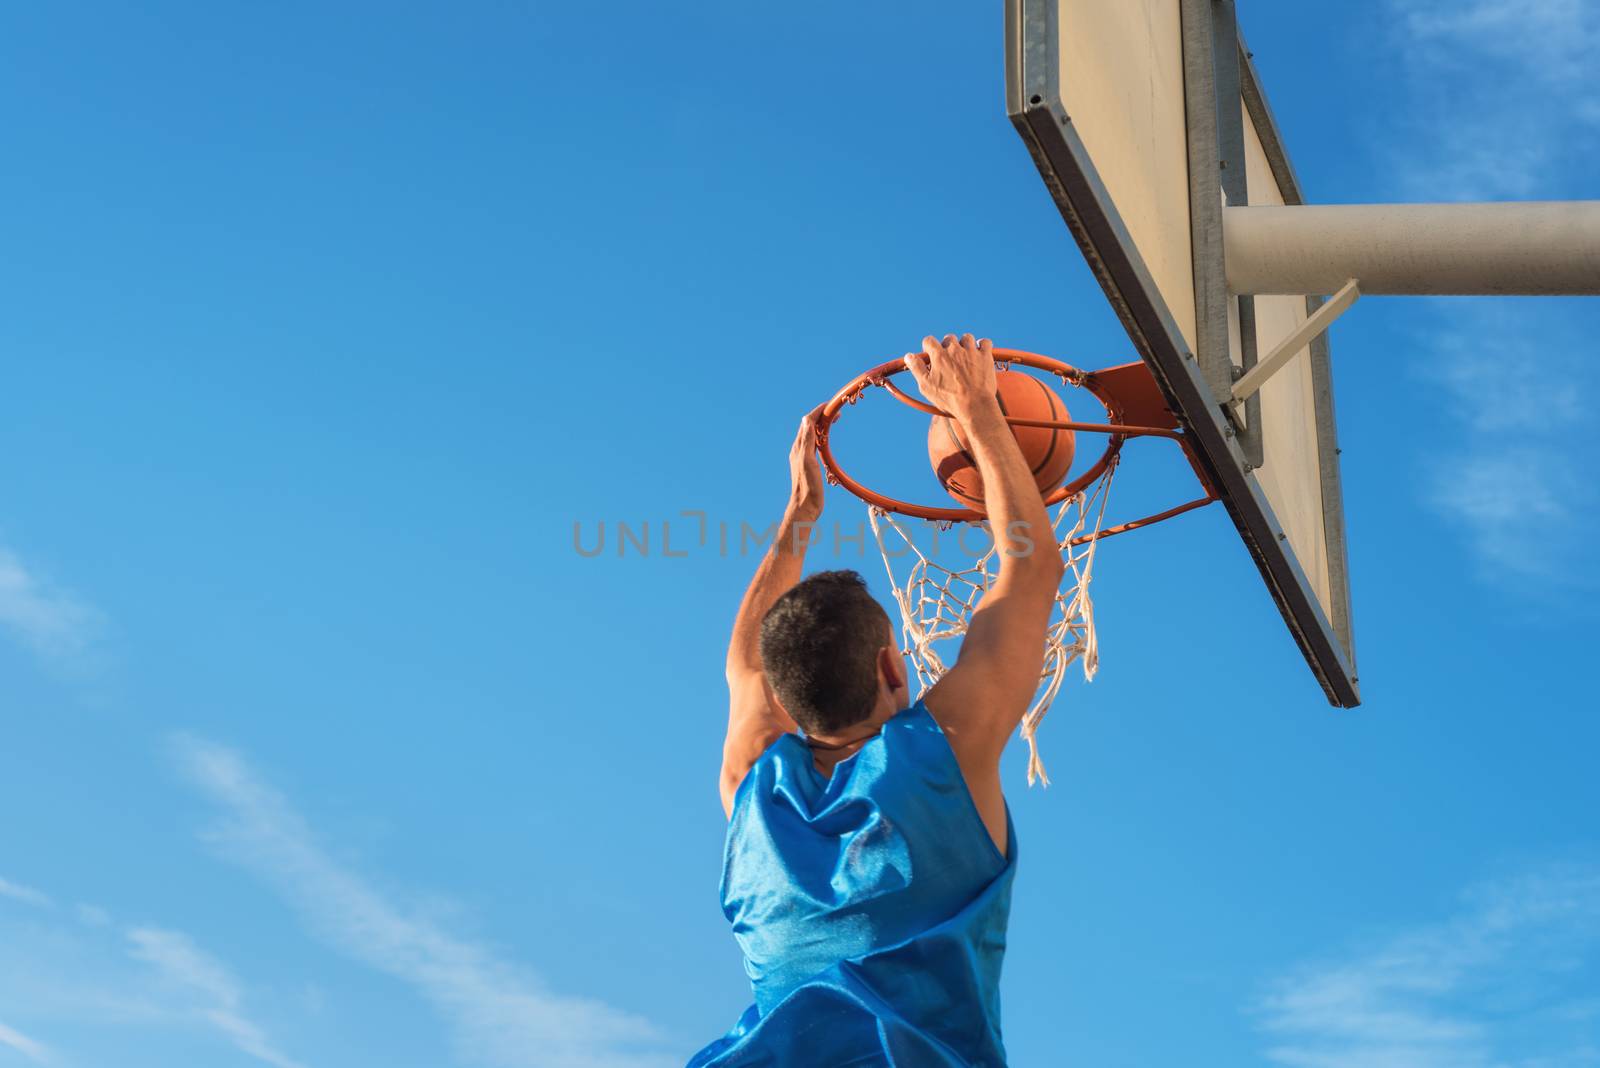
<box><xmin>726</xmin><ymin>730</ymin><xmax>802</xmax><ymax>810</ymax></box>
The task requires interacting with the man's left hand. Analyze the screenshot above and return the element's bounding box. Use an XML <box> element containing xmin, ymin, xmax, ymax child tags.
<box><xmin>789</xmin><ymin>405</ymin><xmax>826</xmax><ymax>522</ymax></box>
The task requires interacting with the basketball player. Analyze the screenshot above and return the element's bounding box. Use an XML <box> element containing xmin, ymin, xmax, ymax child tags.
<box><xmin>689</xmin><ymin>334</ymin><xmax>1062</xmax><ymax>1066</ymax></box>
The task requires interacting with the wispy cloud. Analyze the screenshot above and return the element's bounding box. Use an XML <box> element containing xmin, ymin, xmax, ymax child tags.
<box><xmin>1386</xmin><ymin>0</ymin><xmax>1600</xmax><ymax>200</ymax></box>
<box><xmin>1256</xmin><ymin>864</ymin><xmax>1600</xmax><ymax>1067</ymax></box>
<box><xmin>1379</xmin><ymin>0</ymin><xmax>1600</xmax><ymax>590</ymax></box>
<box><xmin>74</xmin><ymin>903</ymin><xmax>111</xmax><ymax>928</ymax></box>
<box><xmin>1408</xmin><ymin>301</ymin><xmax>1599</xmax><ymax>589</ymax></box>
<box><xmin>0</xmin><ymin>1021</ymin><xmax>50</xmax><ymax>1064</ymax></box>
<box><xmin>171</xmin><ymin>734</ymin><xmax>673</xmax><ymax>1068</ymax></box>
<box><xmin>127</xmin><ymin>927</ymin><xmax>306</xmax><ymax>1068</ymax></box>
<box><xmin>0</xmin><ymin>877</ymin><xmax>54</xmax><ymax>910</ymax></box>
<box><xmin>0</xmin><ymin>893</ymin><xmax>304</xmax><ymax>1068</ymax></box>
<box><xmin>0</xmin><ymin>546</ymin><xmax>98</xmax><ymax>664</ymax></box>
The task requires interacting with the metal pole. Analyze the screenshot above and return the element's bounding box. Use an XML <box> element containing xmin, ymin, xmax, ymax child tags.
<box><xmin>1224</xmin><ymin>202</ymin><xmax>1600</xmax><ymax>296</ymax></box>
<box><xmin>1229</xmin><ymin>280</ymin><xmax>1360</xmax><ymax>409</ymax></box>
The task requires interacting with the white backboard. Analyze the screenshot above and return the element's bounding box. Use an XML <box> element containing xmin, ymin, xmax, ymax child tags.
<box><xmin>1006</xmin><ymin>0</ymin><xmax>1358</xmax><ymax>704</ymax></box>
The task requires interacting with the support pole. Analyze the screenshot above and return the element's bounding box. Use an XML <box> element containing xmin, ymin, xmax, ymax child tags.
<box><xmin>1230</xmin><ymin>279</ymin><xmax>1360</xmax><ymax>416</ymax></box>
<box><xmin>1224</xmin><ymin>202</ymin><xmax>1600</xmax><ymax>296</ymax></box>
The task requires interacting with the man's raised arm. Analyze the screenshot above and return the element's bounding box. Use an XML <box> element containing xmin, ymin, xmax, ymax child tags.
<box><xmin>904</xmin><ymin>335</ymin><xmax>1064</xmax><ymax>774</ymax></box>
<box><xmin>719</xmin><ymin>408</ymin><xmax>825</xmax><ymax>817</ymax></box>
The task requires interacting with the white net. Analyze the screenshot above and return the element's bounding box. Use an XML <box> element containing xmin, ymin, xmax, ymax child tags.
<box><xmin>867</xmin><ymin>465</ymin><xmax>1117</xmax><ymax>786</ymax></box>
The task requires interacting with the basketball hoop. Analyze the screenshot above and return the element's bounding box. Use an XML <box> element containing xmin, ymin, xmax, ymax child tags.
<box><xmin>816</xmin><ymin>348</ymin><xmax>1214</xmax><ymax>784</ymax></box>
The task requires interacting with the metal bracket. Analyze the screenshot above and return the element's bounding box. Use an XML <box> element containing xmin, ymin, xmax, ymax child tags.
<box><xmin>1227</xmin><ymin>278</ymin><xmax>1359</xmax><ymax>425</ymax></box>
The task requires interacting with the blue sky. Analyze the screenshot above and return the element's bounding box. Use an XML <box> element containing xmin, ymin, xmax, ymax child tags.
<box><xmin>1</xmin><ymin>1</ymin><xmax>1597</xmax><ymax>1066</ymax></box>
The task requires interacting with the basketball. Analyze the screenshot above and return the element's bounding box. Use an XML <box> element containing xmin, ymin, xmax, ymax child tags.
<box><xmin>926</xmin><ymin>369</ymin><xmax>1076</xmax><ymax>510</ymax></box>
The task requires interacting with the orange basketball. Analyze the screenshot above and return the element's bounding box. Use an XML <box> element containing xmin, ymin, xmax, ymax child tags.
<box><xmin>926</xmin><ymin>369</ymin><xmax>1076</xmax><ymax>510</ymax></box>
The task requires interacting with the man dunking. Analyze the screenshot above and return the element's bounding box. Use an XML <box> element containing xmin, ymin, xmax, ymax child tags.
<box><xmin>688</xmin><ymin>334</ymin><xmax>1062</xmax><ymax>1067</ymax></box>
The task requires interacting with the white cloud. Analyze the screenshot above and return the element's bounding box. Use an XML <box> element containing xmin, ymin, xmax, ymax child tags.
<box><xmin>1396</xmin><ymin>0</ymin><xmax>1600</xmax><ymax>87</ymax></box>
<box><xmin>74</xmin><ymin>903</ymin><xmax>111</xmax><ymax>928</ymax></box>
<box><xmin>0</xmin><ymin>883</ymin><xmax>305</xmax><ymax>1067</ymax></box>
<box><xmin>127</xmin><ymin>927</ymin><xmax>306</xmax><ymax>1068</ymax></box>
<box><xmin>1413</xmin><ymin>304</ymin><xmax>1585</xmax><ymax>436</ymax></box>
<box><xmin>0</xmin><ymin>546</ymin><xmax>98</xmax><ymax>664</ymax></box>
<box><xmin>171</xmin><ymin>735</ymin><xmax>673</xmax><ymax>1068</ymax></box>
<box><xmin>1428</xmin><ymin>448</ymin><xmax>1591</xmax><ymax>584</ymax></box>
<box><xmin>0</xmin><ymin>877</ymin><xmax>53</xmax><ymax>910</ymax></box>
<box><xmin>0</xmin><ymin>1021</ymin><xmax>50</xmax><ymax>1064</ymax></box>
<box><xmin>0</xmin><ymin>924</ymin><xmax>173</xmax><ymax>1032</ymax></box>
<box><xmin>1407</xmin><ymin>301</ymin><xmax>1599</xmax><ymax>589</ymax></box>
<box><xmin>1377</xmin><ymin>2</ymin><xmax>1600</xmax><ymax>590</ymax></box>
<box><xmin>1256</xmin><ymin>865</ymin><xmax>1600</xmax><ymax>1067</ymax></box>
<box><xmin>1386</xmin><ymin>0</ymin><xmax>1600</xmax><ymax>200</ymax></box>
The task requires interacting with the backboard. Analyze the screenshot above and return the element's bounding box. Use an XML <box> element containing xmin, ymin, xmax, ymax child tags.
<box><xmin>1005</xmin><ymin>0</ymin><xmax>1359</xmax><ymax>705</ymax></box>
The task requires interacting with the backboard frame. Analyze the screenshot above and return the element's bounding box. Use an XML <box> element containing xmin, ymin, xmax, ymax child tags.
<box><xmin>1004</xmin><ymin>0</ymin><xmax>1358</xmax><ymax>706</ymax></box>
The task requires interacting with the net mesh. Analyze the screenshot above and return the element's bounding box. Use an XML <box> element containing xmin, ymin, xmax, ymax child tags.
<box><xmin>867</xmin><ymin>464</ymin><xmax>1117</xmax><ymax>786</ymax></box>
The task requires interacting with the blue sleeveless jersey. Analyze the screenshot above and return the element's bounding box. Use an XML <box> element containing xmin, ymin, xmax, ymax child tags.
<box><xmin>688</xmin><ymin>702</ymin><xmax>1016</xmax><ymax>1067</ymax></box>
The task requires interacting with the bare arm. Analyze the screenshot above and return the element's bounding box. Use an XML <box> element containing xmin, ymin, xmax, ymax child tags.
<box><xmin>719</xmin><ymin>408</ymin><xmax>825</xmax><ymax>816</ymax></box>
<box><xmin>904</xmin><ymin>335</ymin><xmax>1064</xmax><ymax>770</ymax></box>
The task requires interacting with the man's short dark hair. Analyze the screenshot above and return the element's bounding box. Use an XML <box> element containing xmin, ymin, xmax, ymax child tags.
<box><xmin>759</xmin><ymin>570</ymin><xmax>893</xmax><ymax>736</ymax></box>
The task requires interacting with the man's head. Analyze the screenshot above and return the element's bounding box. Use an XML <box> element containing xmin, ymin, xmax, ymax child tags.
<box><xmin>759</xmin><ymin>570</ymin><xmax>908</xmax><ymax>737</ymax></box>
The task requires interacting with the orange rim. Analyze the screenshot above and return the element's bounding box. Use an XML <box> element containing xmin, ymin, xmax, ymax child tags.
<box><xmin>818</xmin><ymin>348</ymin><xmax>1181</xmax><ymax>522</ymax></box>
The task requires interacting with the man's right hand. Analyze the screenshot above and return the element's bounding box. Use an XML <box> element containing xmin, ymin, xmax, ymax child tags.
<box><xmin>902</xmin><ymin>334</ymin><xmax>999</xmax><ymax>425</ymax></box>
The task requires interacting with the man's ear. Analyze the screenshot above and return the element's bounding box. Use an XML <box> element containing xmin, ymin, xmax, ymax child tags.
<box><xmin>761</xmin><ymin>676</ymin><xmax>795</xmax><ymax>722</ymax></box>
<box><xmin>878</xmin><ymin>644</ymin><xmax>907</xmax><ymax>695</ymax></box>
